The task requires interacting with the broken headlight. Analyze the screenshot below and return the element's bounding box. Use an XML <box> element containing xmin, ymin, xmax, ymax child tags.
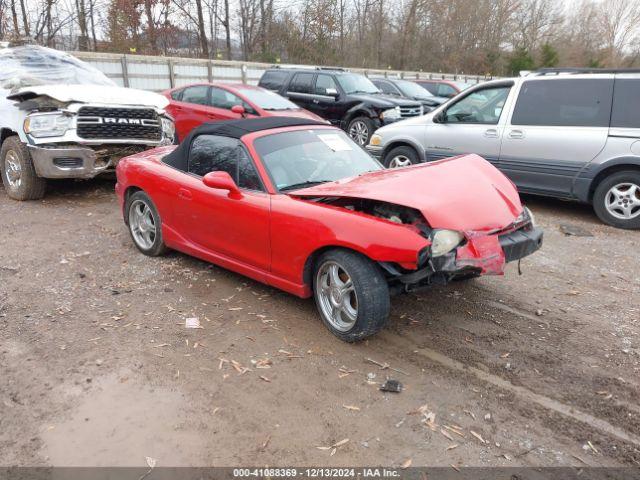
<box><xmin>515</xmin><ymin>206</ymin><xmax>535</xmax><ymax>227</ymax></box>
<box><xmin>380</xmin><ymin>107</ymin><xmax>401</xmax><ymax>121</ymax></box>
<box><xmin>430</xmin><ymin>230</ymin><xmax>464</xmax><ymax>257</ymax></box>
<box><xmin>161</xmin><ymin>116</ymin><xmax>175</xmax><ymax>142</ymax></box>
<box><xmin>24</xmin><ymin>113</ymin><xmax>71</xmax><ymax>138</ymax></box>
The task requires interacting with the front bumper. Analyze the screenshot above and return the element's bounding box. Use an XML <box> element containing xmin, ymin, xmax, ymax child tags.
<box><xmin>29</xmin><ymin>144</ymin><xmax>146</xmax><ymax>179</ymax></box>
<box><xmin>383</xmin><ymin>226</ymin><xmax>543</xmax><ymax>291</ymax></box>
<box><xmin>366</xmin><ymin>145</ymin><xmax>383</xmax><ymax>161</ymax></box>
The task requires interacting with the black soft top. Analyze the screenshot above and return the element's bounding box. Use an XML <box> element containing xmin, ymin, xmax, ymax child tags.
<box><xmin>163</xmin><ymin>117</ymin><xmax>327</xmax><ymax>171</ymax></box>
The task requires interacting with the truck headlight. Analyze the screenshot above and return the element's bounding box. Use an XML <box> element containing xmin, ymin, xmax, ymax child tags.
<box><xmin>380</xmin><ymin>107</ymin><xmax>401</xmax><ymax>121</ymax></box>
<box><xmin>431</xmin><ymin>230</ymin><xmax>464</xmax><ymax>257</ymax></box>
<box><xmin>24</xmin><ymin>113</ymin><xmax>71</xmax><ymax>138</ymax></box>
<box><xmin>369</xmin><ymin>134</ymin><xmax>382</xmax><ymax>146</ymax></box>
<box><xmin>161</xmin><ymin>116</ymin><xmax>175</xmax><ymax>141</ymax></box>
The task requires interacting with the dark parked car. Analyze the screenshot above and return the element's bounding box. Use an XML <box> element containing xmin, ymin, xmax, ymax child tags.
<box><xmin>371</xmin><ymin>77</ymin><xmax>448</xmax><ymax>112</ymax></box>
<box><xmin>258</xmin><ymin>67</ymin><xmax>423</xmax><ymax>145</ymax></box>
<box><xmin>416</xmin><ymin>79</ymin><xmax>471</xmax><ymax>98</ymax></box>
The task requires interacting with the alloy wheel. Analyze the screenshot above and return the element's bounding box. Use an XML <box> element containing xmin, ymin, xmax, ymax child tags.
<box><xmin>316</xmin><ymin>261</ymin><xmax>358</xmax><ymax>332</ymax></box>
<box><xmin>5</xmin><ymin>150</ymin><xmax>22</xmax><ymax>188</ymax></box>
<box><xmin>129</xmin><ymin>199</ymin><xmax>157</xmax><ymax>250</ymax></box>
<box><xmin>605</xmin><ymin>182</ymin><xmax>640</xmax><ymax>220</ymax></box>
<box><xmin>348</xmin><ymin>121</ymin><xmax>369</xmax><ymax>146</ymax></box>
<box><xmin>388</xmin><ymin>155</ymin><xmax>412</xmax><ymax>168</ymax></box>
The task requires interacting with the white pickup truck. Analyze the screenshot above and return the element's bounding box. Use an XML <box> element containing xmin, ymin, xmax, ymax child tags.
<box><xmin>0</xmin><ymin>45</ymin><xmax>175</xmax><ymax>200</ymax></box>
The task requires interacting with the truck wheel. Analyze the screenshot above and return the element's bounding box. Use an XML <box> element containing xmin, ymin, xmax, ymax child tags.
<box><xmin>0</xmin><ymin>136</ymin><xmax>46</xmax><ymax>200</ymax></box>
<box><xmin>593</xmin><ymin>170</ymin><xmax>640</xmax><ymax>229</ymax></box>
<box><xmin>347</xmin><ymin>117</ymin><xmax>374</xmax><ymax>146</ymax></box>
<box><xmin>313</xmin><ymin>249</ymin><xmax>390</xmax><ymax>342</ymax></box>
<box><xmin>383</xmin><ymin>145</ymin><xmax>419</xmax><ymax>168</ymax></box>
<box><xmin>125</xmin><ymin>191</ymin><xmax>168</xmax><ymax>256</ymax></box>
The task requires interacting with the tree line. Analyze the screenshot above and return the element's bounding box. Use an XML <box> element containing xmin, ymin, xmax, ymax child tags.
<box><xmin>1</xmin><ymin>0</ymin><xmax>639</xmax><ymax>75</ymax></box>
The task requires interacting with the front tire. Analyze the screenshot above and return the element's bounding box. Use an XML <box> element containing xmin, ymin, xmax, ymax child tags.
<box><xmin>0</xmin><ymin>136</ymin><xmax>46</xmax><ymax>200</ymax></box>
<box><xmin>593</xmin><ymin>171</ymin><xmax>640</xmax><ymax>229</ymax></box>
<box><xmin>347</xmin><ymin>117</ymin><xmax>375</xmax><ymax>146</ymax></box>
<box><xmin>383</xmin><ymin>145</ymin><xmax>419</xmax><ymax>168</ymax></box>
<box><xmin>125</xmin><ymin>191</ymin><xmax>168</xmax><ymax>256</ymax></box>
<box><xmin>313</xmin><ymin>249</ymin><xmax>390</xmax><ymax>342</ymax></box>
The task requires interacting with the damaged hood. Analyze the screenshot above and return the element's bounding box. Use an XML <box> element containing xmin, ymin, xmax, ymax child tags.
<box><xmin>7</xmin><ymin>85</ymin><xmax>169</xmax><ymax>110</ymax></box>
<box><xmin>291</xmin><ymin>154</ymin><xmax>523</xmax><ymax>232</ymax></box>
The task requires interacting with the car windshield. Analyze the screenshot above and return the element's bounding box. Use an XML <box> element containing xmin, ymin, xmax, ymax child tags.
<box><xmin>0</xmin><ymin>45</ymin><xmax>116</xmax><ymax>90</ymax></box>
<box><xmin>335</xmin><ymin>74</ymin><xmax>379</xmax><ymax>94</ymax></box>
<box><xmin>396</xmin><ymin>80</ymin><xmax>434</xmax><ymax>99</ymax></box>
<box><xmin>236</xmin><ymin>87</ymin><xmax>300</xmax><ymax>110</ymax></box>
<box><xmin>253</xmin><ymin>129</ymin><xmax>382</xmax><ymax>191</ymax></box>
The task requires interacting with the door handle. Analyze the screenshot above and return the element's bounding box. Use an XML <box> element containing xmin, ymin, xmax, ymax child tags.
<box><xmin>312</xmin><ymin>99</ymin><xmax>319</xmax><ymax>104</ymax></box>
<box><xmin>178</xmin><ymin>188</ymin><xmax>192</xmax><ymax>200</ymax></box>
<box><xmin>508</xmin><ymin>129</ymin><xmax>524</xmax><ymax>139</ymax></box>
<box><xmin>484</xmin><ymin>128</ymin><xmax>498</xmax><ymax>138</ymax></box>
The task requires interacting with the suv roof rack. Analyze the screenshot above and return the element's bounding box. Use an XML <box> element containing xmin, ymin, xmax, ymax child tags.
<box><xmin>269</xmin><ymin>64</ymin><xmax>348</xmax><ymax>72</ymax></box>
<box><xmin>532</xmin><ymin>67</ymin><xmax>640</xmax><ymax>76</ymax></box>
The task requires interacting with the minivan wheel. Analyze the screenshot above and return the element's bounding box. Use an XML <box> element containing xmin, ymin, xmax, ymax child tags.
<box><xmin>313</xmin><ymin>249</ymin><xmax>390</xmax><ymax>342</ymax></box>
<box><xmin>347</xmin><ymin>117</ymin><xmax>374</xmax><ymax>146</ymax></box>
<box><xmin>593</xmin><ymin>170</ymin><xmax>640</xmax><ymax>229</ymax></box>
<box><xmin>126</xmin><ymin>191</ymin><xmax>168</xmax><ymax>256</ymax></box>
<box><xmin>384</xmin><ymin>145</ymin><xmax>419</xmax><ymax>168</ymax></box>
<box><xmin>0</xmin><ymin>136</ymin><xmax>46</xmax><ymax>201</ymax></box>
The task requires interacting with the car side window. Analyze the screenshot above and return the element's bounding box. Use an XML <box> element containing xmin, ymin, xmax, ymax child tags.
<box><xmin>437</xmin><ymin>84</ymin><xmax>457</xmax><ymax>97</ymax></box>
<box><xmin>209</xmin><ymin>87</ymin><xmax>255</xmax><ymax>114</ymax></box>
<box><xmin>260</xmin><ymin>70</ymin><xmax>288</xmax><ymax>91</ymax></box>
<box><xmin>188</xmin><ymin>135</ymin><xmax>264</xmax><ymax>191</ymax></box>
<box><xmin>315</xmin><ymin>74</ymin><xmax>337</xmax><ymax>95</ymax></box>
<box><xmin>181</xmin><ymin>85</ymin><xmax>210</xmax><ymax>106</ymax></box>
<box><xmin>420</xmin><ymin>82</ymin><xmax>437</xmax><ymax>95</ymax></box>
<box><xmin>170</xmin><ymin>89</ymin><xmax>183</xmax><ymax>101</ymax></box>
<box><xmin>376</xmin><ymin>81</ymin><xmax>399</xmax><ymax>95</ymax></box>
<box><xmin>511</xmin><ymin>78</ymin><xmax>613</xmax><ymax>127</ymax></box>
<box><xmin>610</xmin><ymin>78</ymin><xmax>640</xmax><ymax>129</ymax></box>
<box><xmin>289</xmin><ymin>73</ymin><xmax>314</xmax><ymax>94</ymax></box>
<box><xmin>445</xmin><ymin>85</ymin><xmax>511</xmax><ymax>124</ymax></box>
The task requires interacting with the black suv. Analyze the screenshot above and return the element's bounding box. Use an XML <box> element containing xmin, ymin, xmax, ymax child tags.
<box><xmin>371</xmin><ymin>77</ymin><xmax>449</xmax><ymax>112</ymax></box>
<box><xmin>258</xmin><ymin>67</ymin><xmax>423</xmax><ymax>145</ymax></box>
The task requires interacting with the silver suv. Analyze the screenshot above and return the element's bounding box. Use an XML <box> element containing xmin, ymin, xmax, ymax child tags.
<box><xmin>366</xmin><ymin>68</ymin><xmax>640</xmax><ymax>229</ymax></box>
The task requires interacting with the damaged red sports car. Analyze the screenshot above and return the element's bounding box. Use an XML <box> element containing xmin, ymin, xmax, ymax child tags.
<box><xmin>115</xmin><ymin>118</ymin><xmax>543</xmax><ymax>342</ymax></box>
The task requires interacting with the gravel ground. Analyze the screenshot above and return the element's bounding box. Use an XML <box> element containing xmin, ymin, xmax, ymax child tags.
<box><xmin>0</xmin><ymin>178</ymin><xmax>639</xmax><ymax>468</ymax></box>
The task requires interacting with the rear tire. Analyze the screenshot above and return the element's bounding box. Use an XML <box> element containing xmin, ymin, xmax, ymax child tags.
<box><xmin>313</xmin><ymin>249</ymin><xmax>390</xmax><ymax>342</ymax></box>
<box><xmin>125</xmin><ymin>191</ymin><xmax>168</xmax><ymax>256</ymax></box>
<box><xmin>347</xmin><ymin>116</ymin><xmax>375</xmax><ymax>146</ymax></box>
<box><xmin>383</xmin><ymin>145</ymin><xmax>419</xmax><ymax>168</ymax></box>
<box><xmin>592</xmin><ymin>170</ymin><xmax>640</xmax><ymax>229</ymax></box>
<box><xmin>0</xmin><ymin>136</ymin><xmax>46</xmax><ymax>201</ymax></box>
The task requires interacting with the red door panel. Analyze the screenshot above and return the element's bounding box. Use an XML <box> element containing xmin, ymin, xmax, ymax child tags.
<box><xmin>174</xmin><ymin>174</ymin><xmax>271</xmax><ymax>272</ymax></box>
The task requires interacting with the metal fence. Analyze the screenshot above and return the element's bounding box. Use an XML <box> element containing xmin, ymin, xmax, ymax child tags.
<box><xmin>71</xmin><ymin>51</ymin><xmax>494</xmax><ymax>92</ymax></box>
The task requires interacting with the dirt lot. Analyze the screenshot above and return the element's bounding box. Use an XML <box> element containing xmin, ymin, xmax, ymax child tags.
<box><xmin>0</xmin><ymin>177</ymin><xmax>639</xmax><ymax>468</ymax></box>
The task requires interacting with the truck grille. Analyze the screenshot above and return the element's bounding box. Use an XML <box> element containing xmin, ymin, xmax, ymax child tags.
<box><xmin>400</xmin><ymin>106</ymin><xmax>423</xmax><ymax>118</ymax></box>
<box><xmin>77</xmin><ymin>107</ymin><xmax>162</xmax><ymax>141</ymax></box>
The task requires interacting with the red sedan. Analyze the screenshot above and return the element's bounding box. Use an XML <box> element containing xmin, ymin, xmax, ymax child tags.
<box><xmin>115</xmin><ymin>118</ymin><xmax>542</xmax><ymax>342</ymax></box>
<box><xmin>163</xmin><ymin>82</ymin><xmax>324</xmax><ymax>141</ymax></box>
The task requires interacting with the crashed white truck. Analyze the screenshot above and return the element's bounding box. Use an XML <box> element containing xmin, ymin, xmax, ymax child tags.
<box><xmin>0</xmin><ymin>45</ymin><xmax>175</xmax><ymax>200</ymax></box>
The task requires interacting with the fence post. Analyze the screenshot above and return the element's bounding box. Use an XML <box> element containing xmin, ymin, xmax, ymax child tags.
<box><xmin>168</xmin><ymin>59</ymin><xmax>175</xmax><ymax>88</ymax></box>
<box><xmin>208</xmin><ymin>61</ymin><xmax>213</xmax><ymax>82</ymax></box>
<box><xmin>121</xmin><ymin>55</ymin><xmax>130</xmax><ymax>87</ymax></box>
<box><xmin>241</xmin><ymin>64</ymin><xmax>248</xmax><ymax>84</ymax></box>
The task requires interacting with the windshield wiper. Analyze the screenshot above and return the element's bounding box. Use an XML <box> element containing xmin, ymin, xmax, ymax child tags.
<box><xmin>280</xmin><ymin>180</ymin><xmax>333</xmax><ymax>191</ymax></box>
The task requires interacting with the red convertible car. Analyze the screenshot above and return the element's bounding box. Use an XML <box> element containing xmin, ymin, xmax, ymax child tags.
<box><xmin>163</xmin><ymin>82</ymin><xmax>324</xmax><ymax>141</ymax></box>
<box><xmin>115</xmin><ymin>117</ymin><xmax>542</xmax><ymax>342</ymax></box>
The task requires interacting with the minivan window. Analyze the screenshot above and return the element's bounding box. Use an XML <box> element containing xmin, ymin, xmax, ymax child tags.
<box><xmin>512</xmin><ymin>78</ymin><xmax>613</xmax><ymax>127</ymax></box>
<box><xmin>445</xmin><ymin>85</ymin><xmax>511</xmax><ymax>124</ymax></box>
<box><xmin>289</xmin><ymin>73</ymin><xmax>314</xmax><ymax>94</ymax></box>
<box><xmin>611</xmin><ymin>78</ymin><xmax>640</xmax><ymax>129</ymax></box>
<box><xmin>315</xmin><ymin>74</ymin><xmax>338</xmax><ymax>95</ymax></box>
<box><xmin>259</xmin><ymin>70</ymin><xmax>288</xmax><ymax>90</ymax></box>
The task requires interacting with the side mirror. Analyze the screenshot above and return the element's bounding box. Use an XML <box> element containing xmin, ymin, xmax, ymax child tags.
<box><xmin>325</xmin><ymin>87</ymin><xmax>339</xmax><ymax>98</ymax></box>
<box><xmin>433</xmin><ymin>111</ymin><xmax>447</xmax><ymax>123</ymax></box>
<box><xmin>231</xmin><ymin>105</ymin><xmax>246</xmax><ymax>117</ymax></box>
<box><xmin>203</xmin><ymin>171</ymin><xmax>242</xmax><ymax>198</ymax></box>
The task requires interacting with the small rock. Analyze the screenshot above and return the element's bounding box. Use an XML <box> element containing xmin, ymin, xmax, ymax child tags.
<box><xmin>95</xmin><ymin>359</ymin><xmax>104</xmax><ymax>366</ymax></box>
<box><xmin>484</xmin><ymin>413</ymin><xmax>492</xmax><ymax>421</ymax></box>
<box><xmin>535</xmin><ymin>309</ymin><xmax>544</xmax><ymax>316</ymax></box>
